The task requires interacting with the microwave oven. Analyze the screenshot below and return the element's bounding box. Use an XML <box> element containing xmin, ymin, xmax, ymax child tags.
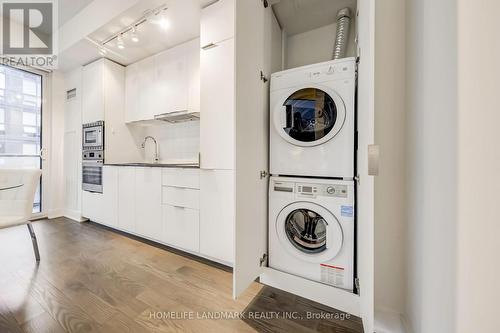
<box><xmin>82</xmin><ymin>121</ymin><xmax>104</xmax><ymax>150</ymax></box>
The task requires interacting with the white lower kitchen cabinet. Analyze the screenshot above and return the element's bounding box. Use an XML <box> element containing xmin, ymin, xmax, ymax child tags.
<box><xmin>135</xmin><ymin>168</ymin><xmax>162</xmax><ymax>241</ymax></box>
<box><xmin>117</xmin><ymin>167</ymin><xmax>136</xmax><ymax>233</ymax></box>
<box><xmin>162</xmin><ymin>205</ymin><xmax>200</xmax><ymax>252</ymax></box>
<box><xmin>82</xmin><ymin>166</ymin><xmax>118</xmax><ymax>227</ymax></box>
<box><xmin>199</xmin><ymin>169</ymin><xmax>234</xmax><ymax>264</ymax></box>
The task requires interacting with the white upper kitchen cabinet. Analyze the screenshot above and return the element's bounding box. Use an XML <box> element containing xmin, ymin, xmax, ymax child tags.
<box><xmin>199</xmin><ymin>169</ymin><xmax>234</xmax><ymax>264</ymax></box>
<box><xmin>125</xmin><ymin>39</ymin><xmax>200</xmax><ymax>123</ymax></box>
<box><xmin>82</xmin><ymin>60</ymin><xmax>104</xmax><ymax>123</ymax></box>
<box><xmin>82</xmin><ymin>59</ymin><xmax>124</xmax><ymax>124</ymax></box>
<box><xmin>199</xmin><ymin>37</ymin><xmax>235</xmax><ymax>170</ymax></box>
<box><xmin>124</xmin><ymin>63</ymin><xmax>140</xmax><ymax>123</ymax></box>
<box><xmin>135</xmin><ymin>168</ymin><xmax>162</xmax><ymax>241</ymax></box>
<box><xmin>200</xmin><ymin>0</ymin><xmax>234</xmax><ymax>48</ymax></box>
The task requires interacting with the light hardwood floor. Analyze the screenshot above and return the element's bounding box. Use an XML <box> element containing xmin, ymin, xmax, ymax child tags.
<box><xmin>0</xmin><ymin>218</ymin><xmax>362</xmax><ymax>333</ymax></box>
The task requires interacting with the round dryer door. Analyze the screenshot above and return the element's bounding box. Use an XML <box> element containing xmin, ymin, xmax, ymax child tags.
<box><xmin>276</xmin><ymin>202</ymin><xmax>343</xmax><ymax>263</ymax></box>
<box><xmin>273</xmin><ymin>85</ymin><xmax>346</xmax><ymax>147</ymax></box>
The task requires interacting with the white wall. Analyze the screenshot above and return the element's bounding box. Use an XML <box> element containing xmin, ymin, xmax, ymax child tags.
<box><xmin>140</xmin><ymin>121</ymin><xmax>200</xmax><ymax>164</ymax></box>
<box><xmin>285</xmin><ymin>20</ymin><xmax>356</xmax><ymax>69</ymax></box>
<box><xmin>456</xmin><ymin>1</ymin><xmax>500</xmax><ymax>331</ymax></box>
<box><xmin>62</xmin><ymin>68</ymin><xmax>84</xmax><ymax>221</ymax></box>
<box><xmin>374</xmin><ymin>0</ymin><xmax>406</xmax><ymax>323</ymax></box>
<box><xmin>405</xmin><ymin>0</ymin><xmax>457</xmax><ymax>332</ymax></box>
<box><xmin>46</xmin><ymin>71</ymin><xmax>66</xmax><ymax>218</ymax></box>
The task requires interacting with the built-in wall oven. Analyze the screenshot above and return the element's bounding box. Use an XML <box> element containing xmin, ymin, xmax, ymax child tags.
<box><xmin>82</xmin><ymin>121</ymin><xmax>104</xmax><ymax>193</ymax></box>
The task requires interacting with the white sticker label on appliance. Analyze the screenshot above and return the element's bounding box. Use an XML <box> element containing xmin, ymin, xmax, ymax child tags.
<box><xmin>320</xmin><ymin>264</ymin><xmax>345</xmax><ymax>287</ymax></box>
<box><xmin>341</xmin><ymin>205</ymin><xmax>354</xmax><ymax>217</ymax></box>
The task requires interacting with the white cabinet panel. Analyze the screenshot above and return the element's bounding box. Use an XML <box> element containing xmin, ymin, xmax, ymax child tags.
<box><xmin>125</xmin><ymin>39</ymin><xmax>200</xmax><ymax>123</ymax></box>
<box><xmin>187</xmin><ymin>39</ymin><xmax>201</xmax><ymax>113</ymax></box>
<box><xmin>117</xmin><ymin>167</ymin><xmax>136</xmax><ymax>233</ymax></box>
<box><xmin>125</xmin><ymin>63</ymin><xmax>140</xmax><ymax>123</ymax></box>
<box><xmin>199</xmin><ymin>169</ymin><xmax>234</xmax><ymax>263</ymax></box>
<box><xmin>162</xmin><ymin>168</ymin><xmax>200</xmax><ymax>189</ymax></box>
<box><xmin>82</xmin><ymin>166</ymin><xmax>118</xmax><ymax>227</ymax></box>
<box><xmin>155</xmin><ymin>44</ymin><xmax>189</xmax><ymax>114</ymax></box>
<box><xmin>162</xmin><ymin>205</ymin><xmax>199</xmax><ymax>252</ymax></box>
<box><xmin>200</xmin><ymin>38</ymin><xmax>235</xmax><ymax>170</ymax></box>
<box><xmin>82</xmin><ymin>60</ymin><xmax>104</xmax><ymax>123</ymax></box>
<box><xmin>162</xmin><ymin>187</ymin><xmax>199</xmax><ymax>210</ymax></box>
<box><xmin>201</xmin><ymin>0</ymin><xmax>234</xmax><ymax>47</ymax></box>
<box><xmin>135</xmin><ymin>168</ymin><xmax>162</xmax><ymax>240</ymax></box>
<box><xmin>137</xmin><ymin>56</ymin><xmax>157</xmax><ymax>120</ymax></box>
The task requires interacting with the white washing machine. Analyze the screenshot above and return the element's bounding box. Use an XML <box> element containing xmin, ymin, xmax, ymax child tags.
<box><xmin>269</xmin><ymin>176</ymin><xmax>355</xmax><ymax>292</ymax></box>
<box><xmin>270</xmin><ymin>58</ymin><xmax>356</xmax><ymax>178</ymax></box>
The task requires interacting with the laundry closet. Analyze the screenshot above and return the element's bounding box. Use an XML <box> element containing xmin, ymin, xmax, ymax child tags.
<box><xmin>202</xmin><ymin>0</ymin><xmax>375</xmax><ymax>332</ymax></box>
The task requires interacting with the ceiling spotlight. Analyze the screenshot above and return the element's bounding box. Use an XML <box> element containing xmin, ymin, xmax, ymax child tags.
<box><xmin>130</xmin><ymin>26</ymin><xmax>139</xmax><ymax>43</ymax></box>
<box><xmin>99</xmin><ymin>47</ymin><xmax>107</xmax><ymax>56</ymax></box>
<box><xmin>158</xmin><ymin>14</ymin><xmax>169</xmax><ymax>30</ymax></box>
<box><xmin>116</xmin><ymin>34</ymin><xmax>125</xmax><ymax>49</ymax></box>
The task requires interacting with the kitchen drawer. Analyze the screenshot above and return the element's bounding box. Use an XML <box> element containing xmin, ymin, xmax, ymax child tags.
<box><xmin>162</xmin><ymin>205</ymin><xmax>200</xmax><ymax>252</ymax></box>
<box><xmin>162</xmin><ymin>186</ymin><xmax>199</xmax><ymax>209</ymax></box>
<box><xmin>162</xmin><ymin>168</ymin><xmax>200</xmax><ymax>189</ymax></box>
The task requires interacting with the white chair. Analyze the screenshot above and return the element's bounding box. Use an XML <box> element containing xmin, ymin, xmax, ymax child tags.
<box><xmin>0</xmin><ymin>169</ymin><xmax>42</xmax><ymax>261</ymax></box>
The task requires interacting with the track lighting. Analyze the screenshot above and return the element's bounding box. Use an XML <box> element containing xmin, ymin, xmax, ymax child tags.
<box><xmin>130</xmin><ymin>26</ymin><xmax>139</xmax><ymax>43</ymax></box>
<box><xmin>116</xmin><ymin>34</ymin><xmax>125</xmax><ymax>49</ymax></box>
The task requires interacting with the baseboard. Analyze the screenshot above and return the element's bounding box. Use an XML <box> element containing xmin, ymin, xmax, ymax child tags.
<box><xmin>48</xmin><ymin>209</ymin><xmax>64</xmax><ymax>219</ymax></box>
<box><xmin>63</xmin><ymin>209</ymin><xmax>87</xmax><ymax>222</ymax></box>
<box><xmin>374</xmin><ymin>308</ymin><xmax>408</xmax><ymax>333</ymax></box>
<box><xmin>260</xmin><ymin>267</ymin><xmax>360</xmax><ymax>317</ymax></box>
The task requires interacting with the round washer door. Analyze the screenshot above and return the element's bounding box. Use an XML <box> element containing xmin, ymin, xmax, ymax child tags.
<box><xmin>273</xmin><ymin>85</ymin><xmax>346</xmax><ymax>147</ymax></box>
<box><xmin>276</xmin><ymin>202</ymin><xmax>343</xmax><ymax>263</ymax></box>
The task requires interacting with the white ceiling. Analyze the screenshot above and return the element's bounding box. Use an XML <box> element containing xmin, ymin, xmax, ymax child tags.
<box><xmin>58</xmin><ymin>0</ymin><xmax>206</xmax><ymax>72</ymax></box>
<box><xmin>59</xmin><ymin>0</ymin><xmax>93</xmax><ymax>26</ymax></box>
<box><xmin>272</xmin><ymin>0</ymin><xmax>357</xmax><ymax>36</ymax></box>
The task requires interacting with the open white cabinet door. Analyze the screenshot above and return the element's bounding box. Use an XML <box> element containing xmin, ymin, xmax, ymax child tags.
<box><xmin>233</xmin><ymin>0</ymin><xmax>271</xmax><ymax>298</ymax></box>
<box><xmin>356</xmin><ymin>0</ymin><xmax>376</xmax><ymax>331</ymax></box>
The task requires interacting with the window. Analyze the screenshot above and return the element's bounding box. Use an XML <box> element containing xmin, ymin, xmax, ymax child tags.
<box><xmin>0</xmin><ymin>65</ymin><xmax>42</xmax><ymax>213</ymax></box>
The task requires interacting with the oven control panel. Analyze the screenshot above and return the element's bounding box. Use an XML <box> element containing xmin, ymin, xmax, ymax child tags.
<box><xmin>83</xmin><ymin>150</ymin><xmax>104</xmax><ymax>161</ymax></box>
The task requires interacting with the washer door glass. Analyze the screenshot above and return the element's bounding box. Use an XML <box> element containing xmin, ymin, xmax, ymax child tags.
<box><xmin>285</xmin><ymin>208</ymin><xmax>328</xmax><ymax>254</ymax></box>
<box><xmin>283</xmin><ymin>88</ymin><xmax>337</xmax><ymax>143</ymax></box>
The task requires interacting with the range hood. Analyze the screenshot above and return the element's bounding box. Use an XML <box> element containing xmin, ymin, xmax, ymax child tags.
<box><xmin>154</xmin><ymin>110</ymin><xmax>200</xmax><ymax>123</ymax></box>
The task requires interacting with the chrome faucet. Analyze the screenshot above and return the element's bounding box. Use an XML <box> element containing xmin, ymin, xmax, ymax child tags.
<box><xmin>141</xmin><ymin>136</ymin><xmax>159</xmax><ymax>163</ymax></box>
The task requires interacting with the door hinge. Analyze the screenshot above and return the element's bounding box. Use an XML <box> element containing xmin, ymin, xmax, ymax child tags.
<box><xmin>260</xmin><ymin>70</ymin><xmax>268</xmax><ymax>83</ymax></box>
<box><xmin>259</xmin><ymin>253</ymin><xmax>268</xmax><ymax>267</ymax></box>
<box><xmin>355</xmin><ymin>278</ymin><xmax>360</xmax><ymax>293</ymax></box>
<box><xmin>354</xmin><ymin>174</ymin><xmax>360</xmax><ymax>185</ymax></box>
<box><xmin>260</xmin><ymin>170</ymin><xmax>268</xmax><ymax>179</ymax></box>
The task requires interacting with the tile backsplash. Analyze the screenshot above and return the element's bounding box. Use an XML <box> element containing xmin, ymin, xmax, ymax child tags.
<box><xmin>141</xmin><ymin>120</ymin><xmax>200</xmax><ymax>164</ymax></box>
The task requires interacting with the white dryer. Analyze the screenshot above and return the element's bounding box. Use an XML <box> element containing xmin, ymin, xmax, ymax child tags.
<box><xmin>269</xmin><ymin>176</ymin><xmax>355</xmax><ymax>292</ymax></box>
<box><xmin>270</xmin><ymin>58</ymin><xmax>356</xmax><ymax>178</ymax></box>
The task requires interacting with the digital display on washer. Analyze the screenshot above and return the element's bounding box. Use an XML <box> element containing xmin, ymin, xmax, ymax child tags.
<box><xmin>302</xmin><ymin>186</ymin><xmax>313</xmax><ymax>193</ymax></box>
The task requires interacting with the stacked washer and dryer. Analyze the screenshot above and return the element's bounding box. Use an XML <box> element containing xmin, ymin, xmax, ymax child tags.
<box><xmin>268</xmin><ymin>55</ymin><xmax>357</xmax><ymax>293</ymax></box>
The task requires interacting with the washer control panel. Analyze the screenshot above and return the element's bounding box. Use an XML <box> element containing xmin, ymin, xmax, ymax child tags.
<box><xmin>296</xmin><ymin>183</ymin><xmax>348</xmax><ymax>198</ymax></box>
<box><xmin>273</xmin><ymin>180</ymin><xmax>348</xmax><ymax>198</ymax></box>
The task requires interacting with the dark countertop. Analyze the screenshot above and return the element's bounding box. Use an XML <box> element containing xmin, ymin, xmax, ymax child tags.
<box><xmin>104</xmin><ymin>163</ymin><xmax>200</xmax><ymax>169</ymax></box>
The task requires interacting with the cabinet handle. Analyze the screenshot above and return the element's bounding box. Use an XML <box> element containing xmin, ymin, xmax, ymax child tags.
<box><xmin>173</xmin><ymin>205</ymin><xmax>186</xmax><ymax>209</ymax></box>
<box><xmin>201</xmin><ymin>43</ymin><xmax>218</xmax><ymax>50</ymax></box>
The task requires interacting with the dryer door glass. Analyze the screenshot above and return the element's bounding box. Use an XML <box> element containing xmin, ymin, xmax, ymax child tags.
<box><xmin>283</xmin><ymin>88</ymin><xmax>337</xmax><ymax>142</ymax></box>
<box><xmin>285</xmin><ymin>208</ymin><xmax>328</xmax><ymax>254</ymax></box>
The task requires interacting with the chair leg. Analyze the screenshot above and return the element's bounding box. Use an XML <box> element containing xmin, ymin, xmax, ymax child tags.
<box><xmin>27</xmin><ymin>223</ymin><xmax>40</xmax><ymax>262</ymax></box>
